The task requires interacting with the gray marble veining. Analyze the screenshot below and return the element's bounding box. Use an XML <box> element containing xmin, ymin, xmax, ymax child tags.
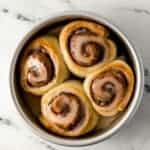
<box><xmin>0</xmin><ymin>6</ymin><xmax>41</xmax><ymax>23</ymax></box>
<box><xmin>121</xmin><ymin>8</ymin><xmax>150</xmax><ymax>15</ymax></box>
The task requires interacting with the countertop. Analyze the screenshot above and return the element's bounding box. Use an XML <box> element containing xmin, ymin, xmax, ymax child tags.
<box><xmin>0</xmin><ymin>0</ymin><xmax>150</xmax><ymax>149</ymax></box>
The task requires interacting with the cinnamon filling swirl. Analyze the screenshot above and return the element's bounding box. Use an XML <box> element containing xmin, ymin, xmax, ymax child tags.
<box><xmin>47</xmin><ymin>93</ymin><xmax>85</xmax><ymax>130</ymax></box>
<box><xmin>25</xmin><ymin>47</ymin><xmax>54</xmax><ymax>87</ymax></box>
<box><xmin>69</xmin><ymin>28</ymin><xmax>105</xmax><ymax>66</ymax></box>
<box><xmin>91</xmin><ymin>70</ymin><xmax>128</xmax><ymax>106</ymax></box>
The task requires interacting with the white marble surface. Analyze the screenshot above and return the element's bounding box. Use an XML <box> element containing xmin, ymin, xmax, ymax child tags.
<box><xmin>0</xmin><ymin>0</ymin><xmax>150</xmax><ymax>149</ymax></box>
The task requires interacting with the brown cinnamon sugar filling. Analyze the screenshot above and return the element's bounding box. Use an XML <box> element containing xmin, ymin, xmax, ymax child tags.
<box><xmin>25</xmin><ymin>47</ymin><xmax>54</xmax><ymax>87</ymax></box>
<box><xmin>69</xmin><ymin>28</ymin><xmax>105</xmax><ymax>66</ymax></box>
<box><xmin>91</xmin><ymin>70</ymin><xmax>128</xmax><ymax>106</ymax></box>
<box><xmin>48</xmin><ymin>93</ymin><xmax>85</xmax><ymax>130</ymax></box>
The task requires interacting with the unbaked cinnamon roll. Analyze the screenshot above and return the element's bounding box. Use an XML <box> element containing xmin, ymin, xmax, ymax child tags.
<box><xmin>39</xmin><ymin>81</ymin><xmax>99</xmax><ymax>137</ymax></box>
<box><xmin>20</xmin><ymin>36</ymin><xmax>69</xmax><ymax>95</ymax></box>
<box><xmin>84</xmin><ymin>60</ymin><xmax>134</xmax><ymax>116</ymax></box>
<box><xmin>59</xmin><ymin>20</ymin><xmax>117</xmax><ymax>77</ymax></box>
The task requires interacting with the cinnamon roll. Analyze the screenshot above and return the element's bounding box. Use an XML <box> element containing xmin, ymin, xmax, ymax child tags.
<box><xmin>20</xmin><ymin>36</ymin><xmax>69</xmax><ymax>95</ymax></box>
<box><xmin>84</xmin><ymin>60</ymin><xmax>134</xmax><ymax>116</ymax></box>
<box><xmin>39</xmin><ymin>81</ymin><xmax>99</xmax><ymax>137</ymax></box>
<box><xmin>59</xmin><ymin>20</ymin><xmax>117</xmax><ymax>77</ymax></box>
